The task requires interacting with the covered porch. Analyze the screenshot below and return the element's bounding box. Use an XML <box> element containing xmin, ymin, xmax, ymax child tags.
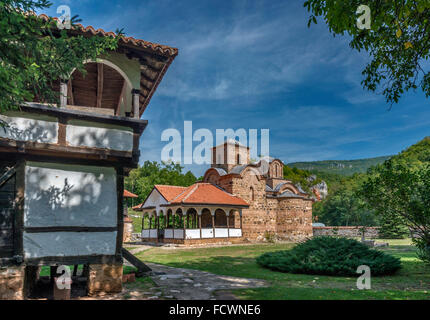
<box><xmin>141</xmin><ymin>206</ymin><xmax>243</xmax><ymax>243</ymax></box>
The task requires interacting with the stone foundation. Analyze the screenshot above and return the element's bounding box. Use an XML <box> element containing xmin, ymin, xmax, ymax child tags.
<box><xmin>123</xmin><ymin>221</ymin><xmax>133</xmax><ymax>243</ymax></box>
<box><xmin>0</xmin><ymin>266</ymin><xmax>25</xmax><ymax>300</ymax></box>
<box><xmin>87</xmin><ymin>263</ymin><xmax>123</xmax><ymax>296</ymax></box>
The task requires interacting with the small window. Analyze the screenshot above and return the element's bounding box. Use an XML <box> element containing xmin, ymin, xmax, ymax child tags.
<box><xmin>237</xmin><ymin>154</ymin><xmax>240</xmax><ymax>164</ymax></box>
<box><xmin>250</xmin><ymin>187</ymin><xmax>255</xmax><ymax>201</ymax></box>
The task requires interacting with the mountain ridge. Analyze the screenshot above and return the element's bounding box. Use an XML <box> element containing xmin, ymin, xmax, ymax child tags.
<box><xmin>287</xmin><ymin>155</ymin><xmax>392</xmax><ymax>176</ymax></box>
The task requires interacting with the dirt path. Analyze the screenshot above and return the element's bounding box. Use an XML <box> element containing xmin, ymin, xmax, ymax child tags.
<box><xmin>145</xmin><ymin>262</ymin><xmax>268</xmax><ymax>300</ymax></box>
<box><xmin>83</xmin><ymin>261</ymin><xmax>268</xmax><ymax>300</ymax></box>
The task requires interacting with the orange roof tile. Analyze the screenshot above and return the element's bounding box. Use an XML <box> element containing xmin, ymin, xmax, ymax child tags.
<box><xmin>132</xmin><ymin>203</ymin><xmax>143</xmax><ymax>210</ymax></box>
<box><xmin>169</xmin><ymin>183</ymin><xmax>249</xmax><ymax>207</ymax></box>
<box><xmin>154</xmin><ymin>185</ymin><xmax>188</xmax><ymax>202</ymax></box>
<box><xmin>124</xmin><ymin>189</ymin><xmax>138</xmax><ymax>198</ymax></box>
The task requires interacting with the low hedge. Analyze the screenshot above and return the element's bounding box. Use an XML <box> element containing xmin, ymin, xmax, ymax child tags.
<box><xmin>257</xmin><ymin>237</ymin><xmax>401</xmax><ymax>276</ymax></box>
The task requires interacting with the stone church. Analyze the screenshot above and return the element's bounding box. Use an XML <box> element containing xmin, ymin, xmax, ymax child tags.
<box><xmin>203</xmin><ymin>140</ymin><xmax>314</xmax><ymax>242</ymax></box>
<box><xmin>139</xmin><ymin>140</ymin><xmax>313</xmax><ymax>243</ymax></box>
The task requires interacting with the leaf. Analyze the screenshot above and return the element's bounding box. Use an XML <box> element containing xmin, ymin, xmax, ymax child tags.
<box><xmin>396</xmin><ymin>29</ymin><xmax>402</xmax><ymax>38</ymax></box>
<box><xmin>404</xmin><ymin>42</ymin><xmax>413</xmax><ymax>49</ymax></box>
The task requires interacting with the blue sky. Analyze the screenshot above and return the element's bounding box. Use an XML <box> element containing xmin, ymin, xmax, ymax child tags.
<box><xmin>43</xmin><ymin>1</ymin><xmax>430</xmax><ymax>177</ymax></box>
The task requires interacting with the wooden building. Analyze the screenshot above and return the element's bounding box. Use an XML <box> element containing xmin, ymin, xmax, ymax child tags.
<box><xmin>138</xmin><ymin>183</ymin><xmax>249</xmax><ymax>245</ymax></box>
<box><xmin>0</xmin><ymin>16</ymin><xmax>177</xmax><ymax>299</ymax></box>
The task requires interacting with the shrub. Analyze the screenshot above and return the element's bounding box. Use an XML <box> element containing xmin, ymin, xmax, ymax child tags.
<box><xmin>257</xmin><ymin>237</ymin><xmax>401</xmax><ymax>276</ymax></box>
<box><xmin>264</xmin><ymin>231</ymin><xmax>276</xmax><ymax>243</ymax></box>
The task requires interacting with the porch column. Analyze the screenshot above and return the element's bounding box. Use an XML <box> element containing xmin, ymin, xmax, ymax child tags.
<box><xmin>211</xmin><ymin>209</ymin><xmax>216</xmax><ymax>238</ymax></box>
<box><xmin>172</xmin><ymin>212</ymin><xmax>175</xmax><ymax>239</ymax></box>
<box><xmin>227</xmin><ymin>210</ymin><xmax>230</xmax><ymax>238</ymax></box>
<box><xmin>183</xmin><ymin>212</ymin><xmax>186</xmax><ymax>240</ymax></box>
<box><xmin>132</xmin><ymin>89</ymin><xmax>140</xmax><ymax>119</ymax></box>
<box><xmin>198</xmin><ymin>209</ymin><xmax>202</xmax><ymax>239</ymax></box>
<box><xmin>240</xmin><ymin>210</ymin><xmax>243</xmax><ymax>230</ymax></box>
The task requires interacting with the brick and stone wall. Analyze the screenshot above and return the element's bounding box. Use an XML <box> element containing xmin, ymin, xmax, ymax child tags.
<box><xmin>0</xmin><ymin>266</ymin><xmax>25</xmax><ymax>300</ymax></box>
<box><xmin>222</xmin><ymin>170</ymin><xmax>313</xmax><ymax>242</ymax></box>
<box><xmin>87</xmin><ymin>263</ymin><xmax>123</xmax><ymax>296</ymax></box>
<box><xmin>313</xmin><ymin>226</ymin><xmax>380</xmax><ymax>238</ymax></box>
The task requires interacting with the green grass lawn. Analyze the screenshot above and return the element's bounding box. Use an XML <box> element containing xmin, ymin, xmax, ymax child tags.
<box><xmin>128</xmin><ymin>209</ymin><xmax>142</xmax><ymax>233</ymax></box>
<box><xmin>135</xmin><ymin>240</ymin><xmax>430</xmax><ymax>300</ymax></box>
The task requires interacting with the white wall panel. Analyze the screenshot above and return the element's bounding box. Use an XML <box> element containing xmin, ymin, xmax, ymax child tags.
<box><xmin>174</xmin><ymin>229</ymin><xmax>184</xmax><ymax>239</ymax></box>
<box><xmin>201</xmin><ymin>228</ymin><xmax>213</xmax><ymax>238</ymax></box>
<box><xmin>164</xmin><ymin>229</ymin><xmax>173</xmax><ymax>239</ymax></box>
<box><xmin>230</xmin><ymin>229</ymin><xmax>242</xmax><ymax>237</ymax></box>
<box><xmin>24</xmin><ymin>162</ymin><xmax>117</xmax><ymax>228</ymax></box>
<box><xmin>215</xmin><ymin>228</ymin><xmax>228</xmax><ymax>238</ymax></box>
<box><xmin>0</xmin><ymin>114</ymin><xmax>58</xmax><ymax>143</ymax></box>
<box><xmin>185</xmin><ymin>229</ymin><xmax>200</xmax><ymax>239</ymax></box>
<box><xmin>23</xmin><ymin>231</ymin><xmax>117</xmax><ymax>258</ymax></box>
<box><xmin>66</xmin><ymin>124</ymin><xmax>133</xmax><ymax>152</ymax></box>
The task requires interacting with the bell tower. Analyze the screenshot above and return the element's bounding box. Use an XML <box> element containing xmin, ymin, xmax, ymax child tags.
<box><xmin>211</xmin><ymin>139</ymin><xmax>250</xmax><ymax>173</ymax></box>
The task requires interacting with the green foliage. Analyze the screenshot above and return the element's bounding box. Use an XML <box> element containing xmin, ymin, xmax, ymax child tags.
<box><xmin>257</xmin><ymin>237</ymin><xmax>401</xmax><ymax>276</ymax></box>
<box><xmin>361</xmin><ymin>159</ymin><xmax>430</xmax><ymax>263</ymax></box>
<box><xmin>0</xmin><ymin>1</ymin><xmax>120</xmax><ymax>112</ymax></box>
<box><xmin>304</xmin><ymin>0</ymin><xmax>430</xmax><ymax>104</ymax></box>
<box><xmin>378</xmin><ymin>211</ymin><xmax>408</xmax><ymax>239</ymax></box>
<box><xmin>288</xmin><ymin>156</ymin><xmax>390</xmax><ymax>176</ymax></box>
<box><xmin>313</xmin><ymin>188</ymin><xmax>378</xmax><ymax>226</ymax></box>
<box><xmin>283</xmin><ymin>165</ymin><xmax>321</xmax><ymax>193</ymax></box>
<box><xmin>124</xmin><ymin>161</ymin><xmax>197</xmax><ymax>205</ymax></box>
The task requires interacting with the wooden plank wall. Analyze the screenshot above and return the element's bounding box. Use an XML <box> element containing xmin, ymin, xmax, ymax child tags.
<box><xmin>0</xmin><ymin>164</ymin><xmax>16</xmax><ymax>258</ymax></box>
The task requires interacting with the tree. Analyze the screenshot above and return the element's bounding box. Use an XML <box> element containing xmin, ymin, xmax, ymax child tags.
<box><xmin>378</xmin><ymin>210</ymin><xmax>408</xmax><ymax>239</ymax></box>
<box><xmin>124</xmin><ymin>161</ymin><xmax>198</xmax><ymax>205</ymax></box>
<box><xmin>361</xmin><ymin>159</ymin><xmax>430</xmax><ymax>262</ymax></box>
<box><xmin>313</xmin><ymin>188</ymin><xmax>378</xmax><ymax>227</ymax></box>
<box><xmin>304</xmin><ymin>0</ymin><xmax>430</xmax><ymax>104</ymax></box>
<box><xmin>0</xmin><ymin>1</ymin><xmax>120</xmax><ymax>112</ymax></box>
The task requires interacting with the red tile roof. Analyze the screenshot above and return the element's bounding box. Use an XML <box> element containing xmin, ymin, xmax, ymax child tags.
<box><xmin>132</xmin><ymin>203</ymin><xmax>143</xmax><ymax>210</ymax></box>
<box><xmin>165</xmin><ymin>183</ymin><xmax>249</xmax><ymax>207</ymax></box>
<box><xmin>154</xmin><ymin>185</ymin><xmax>187</xmax><ymax>202</ymax></box>
<box><xmin>37</xmin><ymin>14</ymin><xmax>178</xmax><ymax>57</ymax></box>
<box><xmin>124</xmin><ymin>189</ymin><xmax>138</xmax><ymax>198</ymax></box>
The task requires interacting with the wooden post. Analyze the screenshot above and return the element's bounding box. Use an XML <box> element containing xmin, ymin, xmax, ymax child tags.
<box><xmin>132</xmin><ymin>89</ymin><xmax>140</xmax><ymax>119</ymax></box>
<box><xmin>60</xmin><ymin>82</ymin><xmax>68</xmax><ymax>108</ymax></box>
<box><xmin>199</xmin><ymin>212</ymin><xmax>202</xmax><ymax>239</ymax></box>
<box><xmin>212</xmin><ymin>211</ymin><xmax>216</xmax><ymax>238</ymax></box>
<box><xmin>172</xmin><ymin>213</ymin><xmax>175</xmax><ymax>239</ymax></box>
<box><xmin>183</xmin><ymin>214</ymin><xmax>186</xmax><ymax>240</ymax></box>
<box><xmin>227</xmin><ymin>212</ymin><xmax>230</xmax><ymax>238</ymax></box>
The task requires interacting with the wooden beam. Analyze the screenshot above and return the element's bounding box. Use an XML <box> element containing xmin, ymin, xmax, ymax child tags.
<box><xmin>13</xmin><ymin>161</ymin><xmax>25</xmax><ymax>263</ymax></box>
<box><xmin>24</xmin><ymin>254</ymin><xmax>119</xmax><ymax>266</ymax></box>
<box><xmin>121</xmin><ymin>248</ymin><xmax>151</xmax><ymax>275</ymax></box>
<box><xmin>115</xmin><ymin>167</ymin><xmax>125</xmax><ymax>258</ymax></box>
<box><xmin>67</xmin><ymin>79</ymin><xmax>74</xmax><ymax>106</ymax></box>
<box><xmin>116</xmin><ymin>80</ymin><xmax>126</xmax><ymax>116</ymax></box>
<box><xmin>24</xmin><ymin>226</ymin><xmax>118</xmax><ymax>233</ymax></box>
<box><xmin>0</xmin><ymin>165</ymin><xmax>16</xmax><ymax>189</ymax></box>
<box><xmin>96</xmin><ymin>63</ymin><xmax>104</xmax><ymax>109</ymax></box>
<box><xmin>60</xmin><ymin>82</ymin><xmax>67</xmax><ymax>108</ymax></box>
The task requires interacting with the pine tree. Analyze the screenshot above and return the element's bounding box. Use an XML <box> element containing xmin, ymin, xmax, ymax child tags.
<box><xmin>378</xmin><ymin>211</ymin><xmax>408</xmax><ymax>239</ymax></box>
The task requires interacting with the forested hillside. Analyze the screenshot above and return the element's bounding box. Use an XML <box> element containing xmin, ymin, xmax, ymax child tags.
<box><xmin>311</xmin><ymin>137</ymin><xmax>430</xmax><ymax>227</ymax></box>
<box><xmin>287</xmin><ymin>156</ymin><xmax>391</xmax><ymax>176</ymax></box>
